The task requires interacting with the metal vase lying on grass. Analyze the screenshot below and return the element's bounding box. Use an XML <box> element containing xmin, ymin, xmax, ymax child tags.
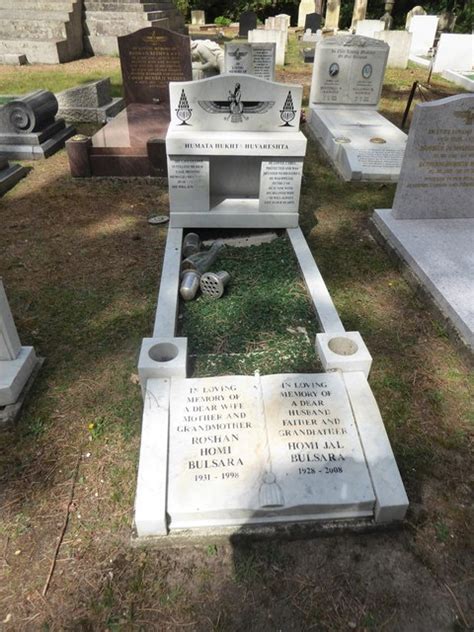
<box><xmin>182</xmin><ymin>232</ymin><xmax>201</xmax><ymax>258</ymax></box>
<box><xmin>180</xmin><ymin>270</ymin><xmax>201</xmax><ymax>302</ymax></box>
<box><xmin>200</xmin><ymin>271</ymin><xmax>230</xmax><ymax>299</ymax></box>
<box><xmin>181</xmin><ymin>240</ymin><xmax>224</xmax><ymax>274</ymax></box>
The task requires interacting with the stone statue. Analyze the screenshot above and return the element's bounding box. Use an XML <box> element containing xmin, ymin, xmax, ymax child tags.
<box><xmin>191</xmin><ymin>40</ymin><xmax>224</xmax><ymax>79</ymax></box>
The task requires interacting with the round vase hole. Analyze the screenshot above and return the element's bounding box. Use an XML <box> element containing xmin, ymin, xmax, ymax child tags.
<box><xmin>327</xmin><ymin>337</ymin><xmax>358</xmax><ymax>356</ymax></box>
<box><xmin>149</xmin><ymin>342</ymin><xmax>179</xmax><ymax>363</ymax></box>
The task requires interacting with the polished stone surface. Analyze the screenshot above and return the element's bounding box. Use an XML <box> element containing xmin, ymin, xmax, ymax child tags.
<box><xmin>239</xmin><ymin>10</ymin><xmax>257</xmax><ymax>37</ymax></box>
<box><xmin>118</xmin><ymin>27</ymin><xmax>192</xmax><ymax>105</ymax></box>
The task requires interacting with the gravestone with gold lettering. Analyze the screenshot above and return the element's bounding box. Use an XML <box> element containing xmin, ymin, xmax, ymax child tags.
<box><xmin>66</xmin><ymin>27</ymin><xmax>192</xmax><ymax>178</ymax></box>
<box><xmin>373</xmin><ymin>94</ymin><xmax>474</xmax><ymax>351</ymax></box>
<box><xmin>307</xmin><ymin>34</ymin><xmax>407</xmax><ymax>182</ymax></box>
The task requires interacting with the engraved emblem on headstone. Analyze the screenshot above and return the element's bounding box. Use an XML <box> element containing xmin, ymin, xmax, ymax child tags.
<box><xmin>228</xmin><ymin>47</ymin><xmax>249</xmax><ymax>61</ymax></box>
<box><xmin>329</xmin><ymin>62</ymin><xmax>340</xmax><ymax>77</ymax></box>
<box><xmin>198</xmin><ymin>82</ymin><xmax>275</xmax><ymax>124</ymax></box>
<box><xmin>176</xmin><ymin>89</ymin><xmax>192</xmax><ymax>125</ymax></box>
<box><xmin>362</xmin><ymin>63</ymin><xmax>373</xmax><ymax>79</ymax></box>
<box><xmin>280</xmin><ymin>91</ymin><xmax>297</xmax><ymax>127</ymax></box>
<box><xmin>454</xmin><ymin>108</ymin><xmax>474</xmax><ymax>125</ymax></box>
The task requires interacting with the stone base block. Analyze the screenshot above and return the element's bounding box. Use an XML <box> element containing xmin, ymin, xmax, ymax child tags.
<box><xmin>0</xmin><ymin>53</ymin><xmax>27</xmax><ymax>65</ymax></box>
<box><xmin>0</xmin><ymin>346</ymin><xmax>37</xmax><ymax>406</ymax></box>
<box><xmin>0</xmin><ymin>124</ymin><xmax>76</xmax><ymax>160</ymax></box>
<box><xmin>0</xmin><ymin>162</ymin><xmax>27</xmax><ymax>195</ymax></box>
<box><xmin>316</xmin><ymin>331</ymin><xmax>373</xmax><ymax>378</ymax></box>
<box><xmin>138</xmin><ymin>337</ymin><xmax>188</xmax><ymax>388</ymax></box>
<box><xmin>58</xmin><ymin>97</ymin><xmax>125</xmax><ymax>124</ymax></box>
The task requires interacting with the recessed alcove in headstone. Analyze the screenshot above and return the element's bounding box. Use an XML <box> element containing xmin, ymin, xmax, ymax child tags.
<box><xmin>372</xmin><ymin>93</ymin><xmax>474</xmax><ymax>352</ymax></box>
<box><xmin>307</xmin><ymin>34</ymin><xmax>407</xmax><ymax>182</ymax></box>
<box><xmin>66</xmin><ymin>27</ymin><xmax>192</xmax><ymax>178</ymax></box>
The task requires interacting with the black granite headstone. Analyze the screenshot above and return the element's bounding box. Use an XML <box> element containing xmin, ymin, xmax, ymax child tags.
<box><xmin>239</xmin><ymin>11</ymin><xmax>257</xmax><ymax>37</ymax></box>
<box><xmin>304</xmin><ymin>12</ymin><xmax>321</xmax><ymax>32</ymax></box>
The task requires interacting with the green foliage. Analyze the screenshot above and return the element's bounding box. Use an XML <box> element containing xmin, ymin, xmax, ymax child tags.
<box><xmin>214</xmin><ymin>15</ymin><xmax>232</xmax><ymax>26</ymax></box>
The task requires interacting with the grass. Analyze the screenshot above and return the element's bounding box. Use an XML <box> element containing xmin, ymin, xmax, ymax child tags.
<box><xmin>0</xmin><ymin>31</ymin><xmax>473</xmax><ymax>632</ymax></box>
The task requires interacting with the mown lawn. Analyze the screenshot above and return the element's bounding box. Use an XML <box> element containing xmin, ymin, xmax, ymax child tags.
<box><xmin>0</xmin><ymin>32</ymin><xmax>472</xmax><ymax>632</ymax></box>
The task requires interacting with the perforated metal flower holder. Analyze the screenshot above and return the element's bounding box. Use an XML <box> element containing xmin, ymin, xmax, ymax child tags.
<box><xmin>200</xmin><ymin>271</ymin><xmax>230</xmax><ymax>299</ymax></box>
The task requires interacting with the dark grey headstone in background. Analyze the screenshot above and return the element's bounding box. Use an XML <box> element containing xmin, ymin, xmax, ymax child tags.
<box><xmin>304</xmin><ymin>12</ymin><xmax>321</xmax><ymax>32</ymax></box>
<box><xmin>239</xmin><ymin>11</ymin><xmax>257</xmax><ymax>37</ymax></box>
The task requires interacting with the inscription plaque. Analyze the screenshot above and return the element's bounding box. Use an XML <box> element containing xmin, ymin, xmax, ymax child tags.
<box><xmin>167</xmin><ymin>373</ymin><xmax>375</xmax><ymax>528</ymax></box>
<box><xmin>259</xmin><ymin>160</ymin><xmax>303</xmax><ymax>213</ymax></box>
<box><xmin>118</xmin><ymin>27</ymin><xmax>192</xmax><ymax>105</ymax></box>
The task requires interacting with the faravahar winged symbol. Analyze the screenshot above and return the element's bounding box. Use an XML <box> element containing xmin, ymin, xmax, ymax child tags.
<box><xmin>198</xmin><ymin>83</ymin><xmax>275</xmax><ymax>123</ymax></box>
<box><xmin>228</xmin><ymin>47</ymin><xmax>249</xmax><ymax>61</ymax></box>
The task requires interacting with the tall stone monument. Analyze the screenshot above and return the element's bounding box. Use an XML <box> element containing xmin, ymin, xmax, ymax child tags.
<box><xmin>324</xmin><ymin>0</ymin><xmax>341</xmax><ymax>30</ymax></box>
<box><xmin>350</xmin><ymin>0</ymin><xmax>368</xmax><ymax>30</ymax></box>
<box><xmin>307</xmin><ymin>35</ymin><xmax>407</xmax><ymax>182</ymax></box>
<box><xmin>372</xmin><ymin>94</ymin><xmax>474</xmax><ymax>352</ymax></box>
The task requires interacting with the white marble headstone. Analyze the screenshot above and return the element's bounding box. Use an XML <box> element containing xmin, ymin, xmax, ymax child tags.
<box><xmin>355</xmin><ymin>19</ymin><xmax>385</xmax><ymax>38</ymax></box>
<box><xmin>310</xmin><ymin>35</ymin><xmax>389</xmax><ymax>108</ymax></box>
<box><xmin>408</xmin><ymin>15</ymin><xmax>439</xmax><ymax>55</ymax></box>
<box><xmin>392</xmin><ymin>94</ymin><xmax>474</xmax><ymax>219</ymax></box>
<box><xmin>432</xmin><ymin>34</ymin><xmax>474</xmax><ymax>73</ymax></box>
<box><xmin>374</xmin><ymin>30</ymin><xmax>412</xmax><ymax>69</ymax></box>
<box><xmin>224</xmin><ymin>42</ymin><xmax>276</xmax><ymax>81</ymax></box>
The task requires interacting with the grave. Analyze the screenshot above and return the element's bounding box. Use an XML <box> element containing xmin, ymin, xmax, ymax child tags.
<box><xmin>56</xmin><ymin>79</ymin><xmax>125</xmax><ymax>124</ymax></box>
<box><xmin>224</xmin><ymin>43</ymin><xmax>276</xmax><ymax>81</ymax></box>
<box><xmin>350</xmin><ymin>0</ymin><xmax>368</xmax><ymax>30</ymax></box>
<box><xmin>442</xmin><ymin>69</ymin><xmax>474</xmax><ymax>92</ymax></box>
<box><xmin>374</xmin><ymin>30</ymin><xmax>412</xmax><ymax>69</ymax></box>
<box><xmin>239</xmin><ymin>11</ymin><xmax>257</xmax><ymax>38</ymax></box>
<box><xmin>405</xmin><ymin>5</ymin><xmax>426</xmax><ymax>29</ymax></box>
<box><xmin>307</xmin><ymin>35</ymin><xmax>407</xmax><ymax>182</ymax></box>
<box><xmin>166</xmin><ymin>75</ymin><xmax>305</xmax><ymax>228</ymax></box>
<box><xmin>324</xmin><ymin>0</ymin><xmax>341</xmax><ymax>31</ymax></box>
<box><xmin>408</xmin><ymin>15</ymin><xmax>439</xmax><ymax>59</ymax></box>
<box><xmin>432</xmin><ymin>34</ymin><xmax>474</xmax><ymax>74</ymax></box>
<box><xmin>248</xmin><ymin>29</ymin><xmax>286</xmax><ymax>65</ymax></box>
<box><xmin>66</xmin><ymin>27</ymin><xmax>192</xmax><ymax>178</ymax></box>
<box><xmin>191</xmin><ymin>10</ymin><xmax>206</xmax><ymax>26</ymax></box>
<box><xmin>355</xmin><ymin>19</ymin><xmax>384</xmax><ymax>38</ymax></box>
<box><xmin>0</xmin><ymin>157</ymin><xmax>27</xmax><ymax>196</ymax></box>
<box><xmin>134</xmin><ymin>73</ymin><xmax>409</xmax><ymax>539</ymax></box>
<box><xmin>305</xmin><ymin>13</ymin><xmax>322</xmax><ymax>33</ymax></box>
<box><xmin>372</xmin><ymin>94</ymin><xmax>474</xmax><ymax>352</ymax></box>
<box><xmin>298</xmin><ymin>0</ymin><xmax>319</xmax><ymax>28</ymax></box>
<box><xmin>0</xmin><ymin>279</ymin><xmax>40</xmax><ymax>425</ymax></box>
<box><xmin>0</xmin><ymin>90</ymin><xmax>75</xmax><ymax>160</ymax></box>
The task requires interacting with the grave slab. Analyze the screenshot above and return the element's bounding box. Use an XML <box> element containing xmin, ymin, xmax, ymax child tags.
<box><xmin>307</xmin><ymin>35</ymin><xmax>406</xmax><ymax>182</ymax></box>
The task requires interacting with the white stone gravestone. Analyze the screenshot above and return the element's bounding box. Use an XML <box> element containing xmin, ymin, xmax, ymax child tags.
<box><xmin>372</xmin><ymin>94</ymin><xmax>474</xmax><ymax>352</ymax></box>
<box><xmin>355</xmin><ymin>19</ymin><xmax>384</xmax><ymax>38</ymax></box>
<box><xmin>191</xmin><ymin>10</ymin><xmax>206</xmax><ymax>26</ymax></box>
<box><xmin>408</xmin><ymin>15</ymin><xmax>439</xmax><ymax>57</ymax></box>
<box><xmin>0</xmin><ymin>279</ymin><xmax>38</xmax><ymax>407</ymax></box>
<box><xmin>307</xmin><ymin>34</ymin><xmax>407</xmax><ymax>182</ymax></box>
<box><xmin>374</xmin><ymin>30</ymin><xmax>412</xmax><ymax>69</ymax></box>
<box><xmin>249</xmin><ymin>29</ymin><xmax>287</xmax><ymax>65</ymax></box>
<box><xmin>134</xmin><ymin>66</ymin><xmax>409</xmax><ymax>541</ymax></box>
<box><xmin>166</xmin><ymin>75</ymin><xmax>305</xmax><ymax>228</ymax></box>
<box><xmin>224</xmin><ymin>42</ymin><xmax>276</xmax><ymax>81</ymax></box>
<box><xmin>432</xmin><ymin>34</ymin><xmax>474</xmax><ymax>74</ymax></box>
<box><xmin>442</xmin><ymin>69</ymin><xmax>474</xmax><ymax>92</ymax></box>
<box><xmin>298</xmin><ymin>0</ymin><xmax>317</xmax><ymax>28</ymax></box>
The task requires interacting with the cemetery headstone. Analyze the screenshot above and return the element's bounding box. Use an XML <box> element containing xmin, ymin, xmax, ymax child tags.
<box><xmin>305</xmin><ymin>12</ymin><xmax>322</xmax><ymax>33</ymax></box>
<box><xmin>372</xmin><ymin>93</ymin><xmax>474</xmax><ymax>352</ymax></box>
<box><xmin>374</xmin><ymin>30</ymin><xmax>412</xmax><ymax>69</ymax></box>
<box><xmin>0</xmin><ymin>157</ymin><xmax>27</xmax><ymax>196</ymax></box>
<box><xmin>408</xmin><ymin>15</ymin><xmax>439</xmax><ymax>56</ymax></box>
<box><xmin>307</xmin><ymin>35</ymin><xmax>407</xmax><ymax>181</ymax></box>
<box><xmin>56</xmin><ymin>79</ymin><xmax>125</xmax><ymax>124</ymax></box>
<box><xmin>66</xmin><ymin>27</ymin><xmax>192</xmax><ymax>178</ymax></box>
<box><xmin>0</xmin><ymin>279</ymin><xmax>38</xmax><ymax>413</ymax></box>
<box><xmin>351</xmin><ymin>0</ymin><xmax>368</xmax><ymax>30</ymax></box>
<box><xmin>432</xmin><ymin>34</ymin><xmax>474</xmax><ymax>73</ymax></box>
<box><xmin>405</xmin><ymin>5</ymin><xmax>426</xmax><ymax>29</ymax></box>
<box><xmin>249</xmin><ymin>29</ymin><xmax>287</xmax><ymax>65</ymax></box>
<box><xmin>0</xmin><ymin>90</ymin><xmax>75</xmax><ymax>160</ymax></box>
<box><xmin>224</xmin><ymin>43</ymin><xmax>276</xmax><ymax>81</ymax></box>
<box><xmin>118</xmin><ymin>27</ymin><xmax>192</xmax><ymax>105</ymax></box>
<box><xmin>324</xmin><ymin>0</ymin><xmax>341</xmax><ymax>30</ymax></box>
<box><xmin>239</xmin><ymin>11</ymin><xmax>257</xmax><ymax>38</ymax></box>
<box><xmin>191</xmin><ymin>10</ymin><xmax>206</xmax><ymax>26</ymax></box>
<box><xmin>355</xmin><ymin>19</ymin><xmax>385</xmax><ymax>38</ymax></box>
<box><xmin>166</xmin><ymin>74</ymin><xmax>305</xmax><ymax>228</ymax></box>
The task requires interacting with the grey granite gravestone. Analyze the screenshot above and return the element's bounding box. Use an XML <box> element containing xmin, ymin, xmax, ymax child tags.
<box><xmin>304</xmin><ymin>12</ymin><xmax>321</xmax><ymax>32</ymax></box>
<box><xmin>56</xmin><ymin>79</ymin><xmax>125</xmax><ymax>124</ymax></box>
<box><xmin>372</xmin><ymin>94</ymin><xmax>474</xmax><ymax>352</ymax></box>
<box><xmin>0</xmin><ymin>90</ymin><xmax>75</xmax><ymax>160</ymax></box>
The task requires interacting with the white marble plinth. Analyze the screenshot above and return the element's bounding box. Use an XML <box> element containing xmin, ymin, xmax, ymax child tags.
<box><xmin>307</xmin><ymin>107</ymin><xmax>406</xmax><ymax>182</ymax></box>
<box><xmin>0</xmin><ymin>346</ymin><xmax>37</xmax><ymax>406</ymax></box>
<box><xmin>408</xmin><ymin>15</ymin><xmax>438</xmax><ymax>56</ymax></box>
<box><xmin>372</xmin><ymin>210</ymin><xmax>474</xmax><ymax>353</ymax></box>
<box><xmin>442</xmin><ymin>69</ymin><xmax>474</xmax><ymax>93</ymax></box>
